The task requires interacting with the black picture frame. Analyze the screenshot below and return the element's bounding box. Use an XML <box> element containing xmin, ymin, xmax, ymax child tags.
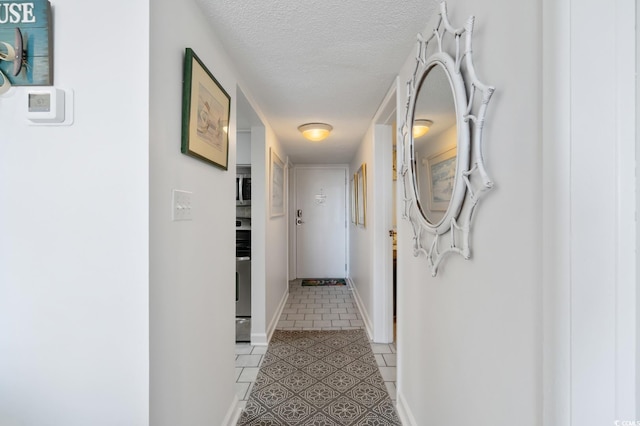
<box><xmin>181</xmin><ymin>48</ymin><xmax>231</xmax><ymax>170</ymax></box>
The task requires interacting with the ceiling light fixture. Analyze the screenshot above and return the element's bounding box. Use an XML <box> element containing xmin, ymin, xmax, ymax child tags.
<box><xmin>412</xmin><ymin>119</ymin><xmax>433</xmax><ymax>138</ymax></box>
<box><xmin>298</xmin><ymin>123</ymin><xmax>333</xmax><ymax>142</ymax></box>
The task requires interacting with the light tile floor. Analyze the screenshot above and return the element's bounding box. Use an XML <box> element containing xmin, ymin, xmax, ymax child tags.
<box><xmin>234</xmin><ymin>279</ymin><xmax>397</xmax><ymax>409</ymax></box>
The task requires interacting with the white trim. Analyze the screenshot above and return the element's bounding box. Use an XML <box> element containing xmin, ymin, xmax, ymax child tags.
<box><xmin>250</xmin><ymin>125</ymin><xmax>268</xmax><ymax>349</ymax></box>
<box><xmin>542</xmin><ymin>0</ymin><xmax>638</xmax><ymax>423</ymax></box>
<box><xmin>373</xmin><ymin>77</ymin><xmax>399</xmax><ymax>125</ymax></box>
<box><xmin>396</xmin><ymin>391</ymin><xmax>418</xmax><ymax>426</ymax></box>
<box><xmin>221</xmin><ymin>395</ymin><xmax>242</xmax><ymax>426</ymax></box>
<box><xmin>542</xmin><ymin>0</ymin><xmax>572</xmax><ymax>423</ymax></box>
<box><xmin>349</xmin><ymin>277</ymin><xmax>374</xmax><ymax>341</ymax></box>
<box><xmin>286</xmin><ymin>156</ymin><xmax>294</xmax><ymax>282</ymax></box>
<box><xmin>371</xmin><ymin>79</ymin><xmax>398</xmax><ymax>345</ymax></box>
<box><xmin>636</xmin><ymin>1</ymin><xmax>640</xmax><ymax>414</ymax></box>
<box><xmin>251</xmin><ymin>285</ymin><xmax>288</xmax><ymax>346</ymax></box>
<box><xmin>250</xmin><ymin>333</ymin><xmax>268</xmax><ymax>347</ymax></box>
<box><xmin>371</xmin><ymin>124</ymin><xmax>394</xmax><ymax>343</ymax></box>
<box><xmin>614</xmin><ymin>0</ymin><xmax>637</xmax><ymax>418</ymax></box>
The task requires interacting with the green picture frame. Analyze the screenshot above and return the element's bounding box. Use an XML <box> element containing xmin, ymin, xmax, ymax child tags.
<box><xmin>181</xmin><ymin>48</ymin><xmax>231</xmax><ymax>170</ymax></box>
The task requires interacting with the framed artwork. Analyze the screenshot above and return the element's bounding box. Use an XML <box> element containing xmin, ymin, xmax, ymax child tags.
<box><xmin>426</xmin><ymin>146</ymin><xmax>457</xmax><ymax>211</ymax></box>
<box><xmin>0</xmin><ymin>0</ymin><xmax>53</xmax><ymax>89</ymax></box>
<box><xmin>357</xmin><ymin>163</ymin><xmax>367</xmax><ymax>227</ymax></box>
<box><xmin>350</xmin><ymin>175</ymin><xmax>357</xmax><ymax>224</ymax></box>
<box><xmin>181</xmin><ymin>48</ymin><xmax>231</xmax><ymax>170</ymax></box>
<box><xmin>270</xmin><ymin>148</ymin><xmax>285</xmax><ymax>217</ymax></box>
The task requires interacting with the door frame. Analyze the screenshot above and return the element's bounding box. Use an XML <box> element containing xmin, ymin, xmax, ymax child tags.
<box><xmin>292</xmin><ymin>164</ymin><xmax>349</xmax><ymax>279</ymax></box>
<box><xmin>371</xmin><ymin>82</ymin><xmax>398</xmax><ymax>344</ymax></box>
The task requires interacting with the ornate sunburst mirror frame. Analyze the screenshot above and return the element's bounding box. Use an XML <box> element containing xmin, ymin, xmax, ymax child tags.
<box><xmin>399</xmin><ymin>1</ymin><xmax>495</xmax><ymax>276</ymax></box>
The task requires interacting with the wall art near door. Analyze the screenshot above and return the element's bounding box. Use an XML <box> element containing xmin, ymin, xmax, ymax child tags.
<box><xmin>0</xmin><ymin>0</ymin><xmax>53</xmax><ymax>94</ymax></box>
<box><xmin>357</xmin><ymin>163</ymin><xmax>366</xmax><ymax>227</ymax></box>
<box><xmin>350</xmin><ymin>174</ymin><xmax>357</xmax><ymax>224</ymax></box>
<box><xmin>181</xmin><ymin>48</ymin><xmax>231</xmax><ymax>170</ymax></box>
<box><xmin>270</xmin><ymin>148</ymin><xmax>285</xmax><ymax>217</ymax></box>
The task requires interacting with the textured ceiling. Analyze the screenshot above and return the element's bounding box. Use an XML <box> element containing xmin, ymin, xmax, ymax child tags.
<box><xmin>197</xmin><ymin>0</ymin><xmax>438</xmax><ymax>163</ymax></box>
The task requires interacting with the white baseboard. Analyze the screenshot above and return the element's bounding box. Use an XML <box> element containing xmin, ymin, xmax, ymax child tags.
<box><xmin>268</xmin><ymin>286</ymin><xmax>289</xmax><ymax>340</ymax></box>
<box><xmin>250</xmin><ymin>332</ymin><xmax>268</xmax><ymax>346</ymax></box>
<box><xmin>251</xmin><ymin>285</ymin><xmax>289</xmax><ymax>346</ymax></box>
<box><xmin>348</xmin><ymin>277</ymin><xmax>374</xmax><ymax>341</ymax></box>
<box><xmin>396</xmin><ymin>391</ymin><xmax>417</xmax><ymax>426</ymax></box>
<box><xmin>222</xmin><ymin>394</ymin><xmax>242</xmax><ymax>426</ymax></box>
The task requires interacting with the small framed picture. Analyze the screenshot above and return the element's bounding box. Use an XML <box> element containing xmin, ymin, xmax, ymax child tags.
<box><xmin>351</xmin><ymin>175</ymin><xmax>357</xmax><ymax>224</ymax></box>
<box><xmin>181</xmin><ymin>48</ymin><xmax>231</xmax><ymax>170</ymax></box>
<box><xmin>426</xmin><ymin>147</ymin><xmax>457</xmax><ymax>211</ymax></box>
<box><xmin>357</xmin><ymin>163</ymin><xmax>366</xmax><ymax>227</ymax></box>
<box><xmin>270</xmin><ymin>148</ymin><xmax>285</xmax><ymax>217</ymax></box>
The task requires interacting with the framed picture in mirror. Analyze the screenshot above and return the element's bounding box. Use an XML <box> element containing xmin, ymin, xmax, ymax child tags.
<box><xmin>426</xmin><ymin>146</ymin><xmax>457</xmax><ymax>212</ymax></box>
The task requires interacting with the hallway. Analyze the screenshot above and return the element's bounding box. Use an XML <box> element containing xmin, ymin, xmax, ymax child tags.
<box><xmin>234</xmin><ymin>279</ymin><xmax>397</xmax><ymax>414</ymax></box>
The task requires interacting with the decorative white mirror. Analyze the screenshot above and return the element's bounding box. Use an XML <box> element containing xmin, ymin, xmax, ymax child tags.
<box><xmin>411</xmin><ymin>52</ymin><xmax>469</xmax><ymax>232</ymax></box>
<box><xmin>399</xmin><ymin>1</ymin><xmax>495</xmax><ymax>276</ymax></box>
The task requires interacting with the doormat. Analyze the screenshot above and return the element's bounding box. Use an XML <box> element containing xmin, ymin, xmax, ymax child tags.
<box><xmin>237</xmin><ymin>329</ymin><xmax>401</xmax><ymax>425</ymax></box>
<box><xmin>301</xmin><ymin>278</ymin><xmax>347</xmax><ymax>286</ymax></box>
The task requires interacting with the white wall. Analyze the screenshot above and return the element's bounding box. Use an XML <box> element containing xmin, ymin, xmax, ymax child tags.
<box><xmin>237</xmin><ymin>131</ymin><xmax>251</xmax><ymax>165</ymax></box>
<box><xmin>235</xmin><ymin>85</ymin><xmax>289</xmax><ymax>347</ymax></box>
<box><xmin>348</xmin><ymin>118</ymin><xmax>396</xmax><ymax>343</ymax></box>
<box><xmin>246</xmin><ymin>120</ymin><xmax>289</xmax><ymax>346</ymax></box>
<box><xmin>0</xmin><ymin>1</ymin><xmax>150</xmax><ymax>425</ymax></box>
<box><xmin>250</xmin><ymin>127</ymin><xmax>267</xmax><ymax>342</ymax></box>
<box><xmin>149</xmin><ymin>0</ymin><xmax>239</xmax><ymax>424</ymax></box>
<box><xmin>395</xmin><ymin>0</ymin><xmax>542</xmax><ymax>424</ymax></box>
<box><xmin>542</xmin><ymin>0</ymin><xmax>638</xmax><ymax>423</ymax></box>
<box><xmin>264</xmin><ymin>136</ymin><xmax>290</xmax><ymax>340</ymax></box>
<box><xmin>349</xmin><ymin>127</ymin><xmax>375</xmax><ymax>335</ymax></box>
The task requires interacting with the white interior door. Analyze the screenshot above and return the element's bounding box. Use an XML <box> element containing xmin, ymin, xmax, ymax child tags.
<box><xmin>295</xmin><ymin>167</ymin><xmax>346</xmax><ymax>278</ymax></box>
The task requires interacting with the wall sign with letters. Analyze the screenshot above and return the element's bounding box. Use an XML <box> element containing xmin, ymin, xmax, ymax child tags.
<box><xmin>0</xmin><ymin>0</ymin><xmax>52</xmax><ymax>90</ymax></box>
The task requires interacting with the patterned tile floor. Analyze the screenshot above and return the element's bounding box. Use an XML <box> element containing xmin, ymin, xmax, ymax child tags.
<box><xmin>235</xmin><ymin>279</ymin><xmax>397</xmax><ymax>412</ymax></box>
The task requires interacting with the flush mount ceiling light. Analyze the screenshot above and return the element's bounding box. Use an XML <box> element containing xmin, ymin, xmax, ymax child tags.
<box><xmin>298</xmin><ymin>123</ymin><xmax>333</xmax><ymax>142</ymax></box>
<box><xmin>412</xmin><ymin>119</ymin><xmax>433</xmax><ymax>138</ymax></box>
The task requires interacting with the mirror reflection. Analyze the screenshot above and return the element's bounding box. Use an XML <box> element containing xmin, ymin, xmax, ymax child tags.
<box><xmin>412</xmin><ymin>62</ymin><xmax>458</xmax><ymax>225</ymax></box>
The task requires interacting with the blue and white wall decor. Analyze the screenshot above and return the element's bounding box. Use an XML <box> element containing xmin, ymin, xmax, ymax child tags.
<box><xmin>0</xmin><ymin>0</ymin><xmax>53</xmax><ymax>93</ymax></box>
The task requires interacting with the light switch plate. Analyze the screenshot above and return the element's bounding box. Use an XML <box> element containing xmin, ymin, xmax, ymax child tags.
<box><xmin>172</xmin><ymin>189</ymin><xmax>193</xmax><ymax>221</ymax></box>
<box><xmin>26</xmin><ymin>87</ymin><xmax>74</xmax><ymax>126</ymax></box>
